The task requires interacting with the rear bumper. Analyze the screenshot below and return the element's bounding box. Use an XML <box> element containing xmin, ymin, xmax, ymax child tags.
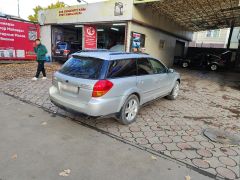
<box><xmin>49</xmin><ymin>86</ymin><xmax>123</xmax><ymax>116</ymax></box>
<box><xmin>52</xmin><ymin>55</ymin><xmax>68</xmax><ymax>61</ymax></box>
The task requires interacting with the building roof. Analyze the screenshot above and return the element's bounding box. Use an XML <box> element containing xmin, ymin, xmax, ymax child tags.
<box><xmin>136</xmin><ymin>0</ymin><xmax>240</xmax><ymax>31</ymax></box>
<box><xmin>0</xmin><ymin>14</ymin><xmax>35</xmax><ymax>23</ymax></box>
<box><xmin>72</xmin><ymin>50</ymin><xmax>151</xmax><ymax>60</ymax></box>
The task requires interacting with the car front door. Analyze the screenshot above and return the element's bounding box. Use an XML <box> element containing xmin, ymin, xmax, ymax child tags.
<box><xmin>136</xmin><ymin>58</ymin><xmax>159</xmax><ymax>104</ymax></box>
<box><xmin>148</xmin><ymin>58</ymin><xmax>172</xmax><ymax>96</ymax></box>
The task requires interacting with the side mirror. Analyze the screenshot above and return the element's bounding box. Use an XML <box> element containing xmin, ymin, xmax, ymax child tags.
<box><xmin>168</xmin><ymin>68</ymin><xmax>174</xmax><ymax>73</ymax></box>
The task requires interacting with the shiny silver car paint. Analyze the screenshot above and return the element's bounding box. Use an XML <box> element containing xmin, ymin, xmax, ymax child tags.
<box><xmin>49</xmin><ymin>51</ymin><xmax>180</xmax><ymax>118</ymax></box>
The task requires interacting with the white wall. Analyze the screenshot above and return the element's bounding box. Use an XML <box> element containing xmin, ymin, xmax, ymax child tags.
<box><xmin>40</xmin><ymin>25</ymin><xmax>52</xmax><ymax>57</ymax></box>
<box><xmin>130</xmin><ymin>22</ymin><xmax>188</xmax><ymax>66</ymax></box>
<box><xmin>132</xmin><ymin>5</ymin><xmax>193</xmax><ymax>41</ymax></box>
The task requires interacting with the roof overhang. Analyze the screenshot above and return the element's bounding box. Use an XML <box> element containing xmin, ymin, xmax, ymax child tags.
<box><xmin>134</xmin><ymin>0</ymin><xmax>240</xmax><ymax>31</ymax></box>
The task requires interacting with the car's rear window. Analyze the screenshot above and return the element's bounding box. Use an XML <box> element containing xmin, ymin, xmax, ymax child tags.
<box><xmin>59</xmin><ymin>57</ymin><xmax>103</xmax><ymax>79</ymax></box>
<box><xmin>57</xmin><ymin>43</ymin><xmax>67</xmax><ymax>50</ymax></box>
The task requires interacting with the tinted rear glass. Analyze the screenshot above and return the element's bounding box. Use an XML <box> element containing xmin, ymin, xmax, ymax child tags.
<box><xmin>59</xmin><ymin>57</ymin><xmax>103</xmax><ymax>79</ymax></box>
<box><xmin>107</xmin><ymin>59</ymin><xmax>137</xmax><ymax>78</ymax></box>
<box><xmin>57</xmin><ymin>43</ymin><xmax>67</xmax><ymax>50</ymax></box>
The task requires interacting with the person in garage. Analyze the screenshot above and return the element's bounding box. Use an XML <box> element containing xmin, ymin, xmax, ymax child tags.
<box><xmin>32</xmin><ymin>39</ymin><xmax>48</xmax><ymax>81</ymax></box>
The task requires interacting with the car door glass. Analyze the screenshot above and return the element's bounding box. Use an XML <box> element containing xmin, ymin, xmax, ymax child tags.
<box><xmin>149</xmin><ymin>59</ymin><xmax>166</xmax><ymax>74</ymax></box>
<box><xmin>107</xmin><ymin>59</ymin><xmax>137</xmax><ymax>78</ymax></box>
<box><xmin>137</xmin><ymin>58</ymin><xmax>154</xmax><ymax>75</ymax></box>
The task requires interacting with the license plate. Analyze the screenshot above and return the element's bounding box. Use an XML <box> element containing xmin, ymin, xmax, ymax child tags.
<box><xmin>59</xmin><ymin>83</ymin><xmax>79</xmax><ymax>94</ymax></box>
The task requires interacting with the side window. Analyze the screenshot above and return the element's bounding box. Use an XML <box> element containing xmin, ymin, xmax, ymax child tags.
<box><xmin>107</xmin><ymin>59</ymin><xmax>137</xmax><ymax>78</ymax></box>
<box><xmin>137</xmin><ymin>58</ymin><xmax>154</xmax><ymax>75</ymax></box>
<box><xmin>148</xmin><ymin>59</ymin><xmax>167</xmax><ymax>74</ymax></box>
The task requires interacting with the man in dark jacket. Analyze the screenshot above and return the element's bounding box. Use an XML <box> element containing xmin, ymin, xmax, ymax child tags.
<box><xmin>32</xmin><ymin>39</ymin><xmax>48</xmax><ymax>81</ymax></box>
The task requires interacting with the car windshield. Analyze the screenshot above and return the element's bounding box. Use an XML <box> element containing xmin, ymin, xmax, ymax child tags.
<box><xmin>59</xmin><ymin>57</ymin><xmax>103</xmax><ymax>79</ymax></box>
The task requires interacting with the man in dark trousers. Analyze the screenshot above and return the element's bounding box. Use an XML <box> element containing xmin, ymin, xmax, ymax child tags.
<box><xmin>32</xmin><ymin>39</ymin><xmax>48</xmax><ymax>81</ymax></box>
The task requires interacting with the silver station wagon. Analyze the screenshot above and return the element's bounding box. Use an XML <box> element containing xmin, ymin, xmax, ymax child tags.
<box><xmin>49</xmin><ymin>50</ymin><xmax>180</xmax><ymax>124</ymax></box>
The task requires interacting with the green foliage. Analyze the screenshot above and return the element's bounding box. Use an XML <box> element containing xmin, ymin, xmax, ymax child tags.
<box><xmin>28</xmin><ymin>1</ymin><xmax>66</xmax><ymax>22</ymax></box>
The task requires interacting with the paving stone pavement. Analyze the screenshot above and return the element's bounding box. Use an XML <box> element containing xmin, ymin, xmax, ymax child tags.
<box><xmin>1</xmin><ymin>69</ymin><xmax>240</xmax><ymax>180</ymax></box>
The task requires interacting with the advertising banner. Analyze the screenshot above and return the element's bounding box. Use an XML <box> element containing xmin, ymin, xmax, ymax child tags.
<box><xmin>131</xmin><ymin>32</ymin><xmax>145</xmax><ymax>52</ymax></box>
<box><xmin>83</xmin><ymin>25</ymin><xmax>97</xmax><ymax>49</ymax></box>
<box><xmin>0</xmin><ymin>18</ymin><xmax>40</xmax><ymax>60</ymax></box>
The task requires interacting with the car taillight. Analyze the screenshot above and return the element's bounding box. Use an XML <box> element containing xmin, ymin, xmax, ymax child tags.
<box><xmin>63</xmin><ymin>50</ymin><xmax>70</xmax><ymax>56</ymax></box>
<box><xmin>92</xmin><ymin>80</ymin><xmax>113</xmax><ymax>97</ymax></box>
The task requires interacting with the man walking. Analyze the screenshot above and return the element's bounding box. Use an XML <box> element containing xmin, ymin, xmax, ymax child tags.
<box><xmin>32</xmin><ymin>39</ymin><xmax>48</xmax><ymax>81</ymax></box>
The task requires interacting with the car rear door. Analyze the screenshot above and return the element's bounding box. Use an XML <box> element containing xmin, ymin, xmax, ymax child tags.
<box><xmin>136</xmin><ymin>58</ymin><xmax>159</xmax><ymax>104</ymax></box>
<box><xmin>148</xmin><ymin>58</ymin><xmax>172</xmax><ymax>96</ymax></box>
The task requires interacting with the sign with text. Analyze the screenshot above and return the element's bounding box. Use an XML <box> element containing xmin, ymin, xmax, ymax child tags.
<box><xmin>83</xmin><ymin>25</ymin><xmax>97</xmax><ymax>49</ymax></box>
<box><xmin>43</xmin><ymin>0</ymin><xmax>133</xmax><ymax>24</ymax></box>
<box><xmin>58</xmin><ymin>7</ymin><xmax>86</xmax><ymax>17</ymax></box>
<box><xmin>0</xmin><ymin>18</ymin><xmax>40</xmax><ymax>60</ymax></box>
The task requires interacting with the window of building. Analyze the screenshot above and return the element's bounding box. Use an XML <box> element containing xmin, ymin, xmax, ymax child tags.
<box><xmin>107</xmin><ymin>59</ymin><xmax>137</xmax><ymax>78</ymax></box>
<box><xmin>206</xmin><ymin>29</ymin><xmax>220</xmax><ymax>37</ymax></box>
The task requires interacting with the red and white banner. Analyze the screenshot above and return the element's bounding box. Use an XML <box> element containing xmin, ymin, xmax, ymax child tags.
<box><xmin>0</xmin><ymin>18</ymin><xmax>40</xmax><ymax>61</ymax></box>
<box><xmin>83</xmin><ymin>25</ymin><xmax>97</xmax><ymax>49</ymax></box>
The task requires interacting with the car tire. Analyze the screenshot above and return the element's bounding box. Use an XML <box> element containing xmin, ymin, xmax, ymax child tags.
<box><xmin>182</xmin><ymin>62</ymin><xmax>189</xmax><ymax>68</ymax></box>
<box><xmin>167</xmin><ymin>81</ymin><xmax>180</xmax><ymax>100</ymax></box>
<box><xmin>116</xmin><ymin>95</ymin><xmax>140</xmax><ymax>125</ymax></box>
<box><xmin>210</xmin><ymin>64</ymin><xmax>218</xmax><ymax>71</ymax></box>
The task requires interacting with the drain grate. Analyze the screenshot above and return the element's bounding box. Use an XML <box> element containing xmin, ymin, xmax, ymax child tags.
<box><xmin>203</xmin><ymin>128</ymin><xmax>240</xmax><ymax>145</ymax></box>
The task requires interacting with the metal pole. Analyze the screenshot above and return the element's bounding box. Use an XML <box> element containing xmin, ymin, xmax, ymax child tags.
<box><xmin>227</xmin><ymin>23</ymin><xmax>234</xmax><ymax>49</ymax></box>
<box><xmin>17</xmin><ymin>0</ymin><xmax>20</xmax><ymax>17</ymax></box>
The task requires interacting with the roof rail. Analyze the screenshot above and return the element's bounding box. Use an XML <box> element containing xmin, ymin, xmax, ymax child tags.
<box><xmin>79</xmin><ymin>49</ymin><xmax>108</xmax><ymax>53</ymax></box>
<box><xmin>109</xmin><ymin>52</ymin><xmax>149</xmax><ymax>56</ymax></box>
<box><xmin>109</xmin><ymin>52</ymin><xmax>132</xmax><ymax>55</ymax></box>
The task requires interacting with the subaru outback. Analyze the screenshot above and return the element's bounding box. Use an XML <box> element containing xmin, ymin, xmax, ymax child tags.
<box><xmin>49</xmin><ymin>50</ymin><xmax>180</xmax><ymax>124</ymax></box>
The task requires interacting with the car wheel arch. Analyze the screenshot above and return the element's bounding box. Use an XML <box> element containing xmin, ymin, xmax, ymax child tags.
<box><xmin>117</xmin><ymin>90</ymin><xmax>141</xmax><ymax>112</ymax></box>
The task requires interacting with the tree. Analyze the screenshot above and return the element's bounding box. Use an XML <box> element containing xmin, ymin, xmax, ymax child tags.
<box><xmin>28</xmin><ymin>1</ymin><xmax>66</xmax><ymax>22</ymax></box>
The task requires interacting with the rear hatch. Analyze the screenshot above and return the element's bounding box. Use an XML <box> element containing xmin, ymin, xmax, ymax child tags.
<box><xmin>54</xmin><ymin>57</ymin><xmax>105</xmax><ymax>103</ymax></box>
<box><xmin>55</xmin><ymin>42</ymin><xmax>69</xmax><ymax>57</ymax></box>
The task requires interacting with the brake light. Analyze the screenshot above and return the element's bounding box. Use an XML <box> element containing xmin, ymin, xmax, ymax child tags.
<box><xmin>63</xmin><ymin>50</ymin><xmax>70</xmax><ymax>56</ymax></box>
<box><xmin>92</xmin><ymin>80</ymin><xmax>113</xmax><ymax>97</ymax></box>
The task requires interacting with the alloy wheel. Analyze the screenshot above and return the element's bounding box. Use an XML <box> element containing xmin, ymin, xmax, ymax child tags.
<box><xmin>125</xmin><ymin>99</ymin><xmax>138</xmax><ymax>121</ymax></box>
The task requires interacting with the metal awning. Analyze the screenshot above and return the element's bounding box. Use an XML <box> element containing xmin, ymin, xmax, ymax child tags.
<box><xmin>134</xmin><ymin>0</ymin><xmax>240</xmax><ymax>31</ymax></box>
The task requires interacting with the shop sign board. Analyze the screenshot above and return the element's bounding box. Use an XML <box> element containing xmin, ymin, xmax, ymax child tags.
<box><xmin>43</xmin><ymin>0</ymin><xmax>133</xmax><ymax>24</ymax></box>
<box><xmin>83</xmin><ymin>25</ymin><xmax>97</xmax><ymax>49</ymax></box>
<box><xmin>0</xmin><ymin>18</ymin><xmax>39</xmax><ymax>60</ymax></box>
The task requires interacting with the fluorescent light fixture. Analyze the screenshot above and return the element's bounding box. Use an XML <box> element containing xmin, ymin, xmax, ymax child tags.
<box><xmin>111</xmin><ymin>27</ymin><xmax>119</xmax><ymax>31</ymax></box>
<box><xmin>112</xmin><ymin>23</ymin><xmax>126</xmax><ymax>26</ymax></box>
<box><xmin>97</xmin><ymin>29</ymin><xmax>104</xmax><ymax>32</ymax></box>
<box><xmin>75</xmin><ymin>25</ymin><xmax>83</xmax><ymax>28</ymax></box>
